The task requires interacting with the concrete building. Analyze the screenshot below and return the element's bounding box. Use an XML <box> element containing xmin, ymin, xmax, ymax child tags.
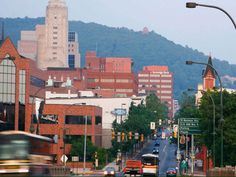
<box><xmin>138</xmin><ymin>66</ymin><xmax>173</xmax><ymax>118</ymax></box>
<box><xmin>18</xmin><ymin>0</ymin><xmax>81</xmax><ymax>70</ymax></box>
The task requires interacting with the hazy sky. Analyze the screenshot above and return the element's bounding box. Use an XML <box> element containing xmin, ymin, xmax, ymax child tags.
<box><xmin>0</xmin><ymin>0</ymin><xmax>236</xmax><ymax>64</ymax></box>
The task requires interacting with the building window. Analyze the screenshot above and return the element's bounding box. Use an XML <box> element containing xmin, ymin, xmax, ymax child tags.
<box><xmin>0</xmin><ymin>58</ymin><xmax>16</xmax><ymax>103</ymax></box>
<box><xmin>68</xmin><ymin>54</ymin><xmax>75</xmax><ymax>68</ymax></box>
<box><xmin>101</xmin><ymin>79</ymin><xmax>115</xmax><ymax>83</ymax></box>
<box><xmin>95</xmin><ymin>116</ymin><xmax>102</xmax><ymax>125</ymax></box>
<box><xmin>68</xmin><ymin>32</ymin><xmax>76</xmax><ymax>42</ymax></box>
<box><xmin>0</xmin><ymin>57</ymin><xmax>16</xmax><ymax>131</ymax></box>
<box><xmin>19</xmin><ymin>70</ymin><xmax>26</xmax><ymax>104</ymax></box>
<box><xmin>65</xmin><ymin>115</ymin><xmax>92</xmax><ymax>125</ymax></box>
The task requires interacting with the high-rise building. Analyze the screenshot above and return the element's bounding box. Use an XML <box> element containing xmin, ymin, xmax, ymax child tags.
<box><xmin>68</xmin><ymin>32</ymin><xmax>80</xmax><ymax>68</ymax></box>
<box><xmin>18</xmin><ymin>0</ymin><xmax>81</xmax><ymax>70</ymax></box>
<box><xmin>138</xmin><ymin>66</ymin><xmax>173</xmax><ymax>118</ymax></box>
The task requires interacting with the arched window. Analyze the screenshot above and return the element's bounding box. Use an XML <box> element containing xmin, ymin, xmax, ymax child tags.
<box><xmin>0</xmin><ymin>57</ymin><xmax>16</xmax><ymax>103</ymax></box>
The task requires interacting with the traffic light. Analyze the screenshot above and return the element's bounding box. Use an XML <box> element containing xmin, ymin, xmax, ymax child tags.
<box><xmin>95</xmin><ymin>151</ymin><xmax>97</xmax><ymax>159</ymax></box>
<box><xmin>140</xmin><ymin>134</ymin><xmax>144</xmax><ymax>142</ymax></box>
<box><xmin>112</xmin><ymin>131</ymin><xmax>115</xmax><ymax>140</ymax></box>
<box><xmin>174</xmin><ymin>131</ymin><xmax>177</xmax><ymax>138</ymax></box>
<box><xmin>128</xmin><ymin>131</ymin><xmax>132</xmax><ymax>140</ymax></box>
<box><xmin>121</xmin><ymin>132</ymin><xmax>125</xmax><ymax>141</ymax></box>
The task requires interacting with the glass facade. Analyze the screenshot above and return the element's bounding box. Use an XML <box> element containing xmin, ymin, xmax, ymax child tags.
<box><xmin>0</xmin><ymin>58</ymin><xmax>16</xmax><ymax>131</ymax></box>
<box><xmin>68</xmin><ymin>54</ymin><xmax>75</xmax><ymax>68</ymax></box>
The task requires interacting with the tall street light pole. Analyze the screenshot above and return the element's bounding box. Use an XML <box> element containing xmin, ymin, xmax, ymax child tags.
<box><xmin>186</xmin><ymin>2</ymin><xmax>236</xmax><ymax>29</ymax></box>
<box><xmin>188</xmin><ymin>88</ymin><xmax>216</xmax><ymax>167</ymax></box>
<box><xmin>83</xmin><ymin>115</ymin><xmax>87</xmax><ymax>175</ymax></box>
<box><xmin>186</xmin><ymin>2</ymin><xmax>236</xmax><ymax>168</ymax></box>
<box><xmin>186</xmin><ymin>60</ymin><xmax>223</xmax><ymax>167</ymax></box>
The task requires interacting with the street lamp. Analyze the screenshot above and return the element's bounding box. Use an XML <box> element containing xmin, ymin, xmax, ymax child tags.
<box><xmin>64</xmin><ymin>103</ymin><xmax>87</xmax><ymax>171</ymax></box>
<box><xmin>186</xmin><ymin>60</ymin><xmax>223</xmax><ymax>167</ymax></box>
<box><xmin>186</xmin><ymin>2</ymin><xmax>236</xmax><ymax>29</ymax></box>
<box><xmin>188</xmin><ymin>88</ymin><xmax>216</xmax><ymax>167</ymax></box>
<box><xmin>30</xmin><ymin>86</ymin><xmax>46</xmax><ymax>134</ymax></box>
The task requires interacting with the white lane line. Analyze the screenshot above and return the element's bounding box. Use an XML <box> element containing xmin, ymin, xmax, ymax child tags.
<box><xmin>163</xmin><ymin>144</ymin><xmax>167</xmax><ymax>153</ymax></box>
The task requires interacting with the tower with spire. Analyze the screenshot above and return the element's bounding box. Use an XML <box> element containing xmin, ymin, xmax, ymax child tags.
<box><xmin>202</xmin><ymin>55</ymin><xmax>216</xmax><ymax>90</ymax></box>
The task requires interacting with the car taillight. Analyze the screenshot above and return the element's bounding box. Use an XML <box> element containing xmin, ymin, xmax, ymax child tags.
<box><xmin>139</xmin><ymin>168</ymin><xmax>143</xmax><ymax>174</ymax></box>
<box><xmin>123</xmin><ymin>168</ymin><xmax>126</xmax><ymax>173</ymax></box>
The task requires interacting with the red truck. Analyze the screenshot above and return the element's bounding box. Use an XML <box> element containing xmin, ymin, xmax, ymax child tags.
<box><xmin>123</xmin><ymin>160</ymin><xmax>143</xmax><ymax>176</ymax></box>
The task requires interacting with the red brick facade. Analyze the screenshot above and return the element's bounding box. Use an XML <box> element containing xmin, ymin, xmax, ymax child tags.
<box><xmin>203</xmin><ymin>56</ymin><xmax>216</xmax><ymax>90</ymax></box>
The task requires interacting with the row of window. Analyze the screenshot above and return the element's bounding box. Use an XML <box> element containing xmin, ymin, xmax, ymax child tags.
<box><xmin>139</xmin><ymin>84</ymin><xmax>172</xmax><ymax>88</ymax></box>
<box><xmin>87</xmin><ymin>78</ymin><xmax>133</xmax><ymax>83</ymax></box>
<box><xmin>138</xmin><ymin>73</ymin><xmax>171</xmax><ymax>77</ymax></box>
<box><xmin>139</xmin><ymin>79</ymin><xmax>172</xmax><ymax>83</ymax></box>
<box><xmin>32</xmin><ymin>115</ymin><xmax>102</xmax><ymax>125</ymax></box>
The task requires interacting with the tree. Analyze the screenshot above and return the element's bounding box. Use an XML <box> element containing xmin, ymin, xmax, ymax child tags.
<box><xmin>198</xmin><ymin>90</ymin><xmax>236</xmax><ymax>166</ymax></box>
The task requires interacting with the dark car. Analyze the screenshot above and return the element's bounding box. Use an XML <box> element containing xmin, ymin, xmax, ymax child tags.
<box><xmin>166</xmin><ymin>167</ymin><xmax>177</xmax><ymax>177</ymax></box>
<box><xmin>104</xmin><ymin>167</ymin><xmax>116</xmax><ymax>177</ymax></box>
<box><xmin>154</xmin><ymin>141</ymin><xmax>160</xmax><ymax>147</ymax></box>
<box><xmin>152</xmin><ymin>147</ymin><xmax>159</xmax><ymax>155</ymax></box>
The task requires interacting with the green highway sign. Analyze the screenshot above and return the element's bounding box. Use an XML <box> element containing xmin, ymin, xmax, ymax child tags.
<box><xmin>179</xmin><ymin>118</ymin><xmax>201</xmax><ymax>134</ymax></box>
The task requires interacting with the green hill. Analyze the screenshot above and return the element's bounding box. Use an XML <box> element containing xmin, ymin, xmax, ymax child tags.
<box><xmin>1</xmin><ymin>17</ymin><xmax>236</xmax><ymax>98</ymax></box>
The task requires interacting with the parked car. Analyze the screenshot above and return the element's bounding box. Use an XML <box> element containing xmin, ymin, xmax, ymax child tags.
<box><xmin>166</xmin><ymin>167</ymin><xmax>177</xmax><ymax>177</ymax></box>
<box><xmin>104</xmin><ymin>167</ymin><xmax>116</xmax><ymax>177</ymax></box>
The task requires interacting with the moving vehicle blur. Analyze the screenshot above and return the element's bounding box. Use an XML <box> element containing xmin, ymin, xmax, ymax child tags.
<box><xmin>0</xmin><ymin>131</ymin><xmax>70</xmax><ymax>176</ymax></box>
<box><xmin>104</xmin><ymin>166</ymin><xmax>116</xmax><ymax>177</ymax></box>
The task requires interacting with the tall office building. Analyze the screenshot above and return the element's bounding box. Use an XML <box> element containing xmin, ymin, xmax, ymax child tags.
<box><xmin>138</xmin><ymin>66</ymin><xmax>173</xmax><ymax>118</ymax></box>
<box><xmin>18</xmin><ymin>0</ymin><xmax>80</xmax><ymax>70</ymax></box>
<box><xmin>40</xmin><ymin>0</ymin><xmax>68</xmax><ymax>69</ymax></box>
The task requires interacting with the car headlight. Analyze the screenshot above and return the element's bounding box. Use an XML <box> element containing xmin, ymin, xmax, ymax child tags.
<box><xmin>104</xmin><ymin>171</ymin><xmax>108</xmax><ymax>175</ymax></box>
<box><xmin>111</xmin><ymin>171</ymin><xmax>114</xmax><ymax>174</ymax></box>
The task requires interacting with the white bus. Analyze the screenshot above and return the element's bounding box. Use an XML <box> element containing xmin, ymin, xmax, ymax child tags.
<box><xmin>141</xmin><ymin>153</ymin><xmax>159</xmax><ymax>176</ymax></box>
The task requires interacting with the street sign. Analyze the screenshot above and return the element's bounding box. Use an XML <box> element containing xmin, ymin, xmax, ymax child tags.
<box><xmin>179</xmin><ymin>118</ymin><xmax>201</xmax><ymax>134</ymax></box>
<box><xmin>61</xmin><ymin>154</ymin><xmax>68</xmax><ymax>163</ymax></box>
<box><xmin>150</xmin><ymin>122</ymin><xmax>155</xmax><ymax>130</ymax></box>
<box><xmin>72</xmin><ymin>156</ymin><xmax>79</xmax><ymax>162</ymax></box>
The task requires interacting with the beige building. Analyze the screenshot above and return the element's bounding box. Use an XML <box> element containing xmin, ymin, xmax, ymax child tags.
<box><xmin>18</xmin><ymin>0</ymin><xmax>81</xmax><ymax>69</ymax></box>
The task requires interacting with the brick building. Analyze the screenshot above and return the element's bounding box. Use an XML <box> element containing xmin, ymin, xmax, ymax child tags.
<box><xmin>0</xmin><ymin>37</ymin><xmax>102</xmax><ymax>167</ymax></box>
<box><xmin>137</xmin><ymin>66</ymin><xmax>173</xmax><ymax>118</ymax></box>
<box><xmin>84</xmin><ymin>51</ymin><xmax>137</xmax><ymax>97</ymax></box>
